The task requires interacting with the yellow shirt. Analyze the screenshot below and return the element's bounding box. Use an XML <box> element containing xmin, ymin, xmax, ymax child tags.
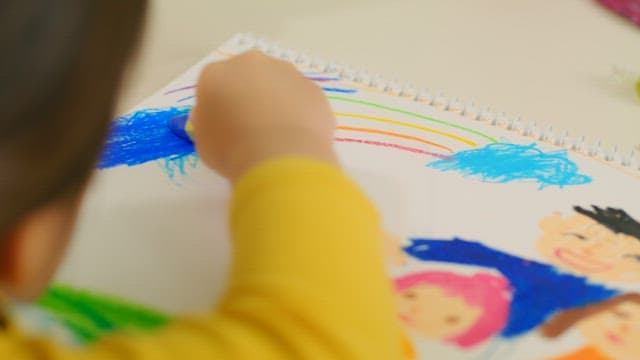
<box><xmin>0</xmin><ymin>157</ymin><xmax>402</xmax><ymax>359</ymax></box>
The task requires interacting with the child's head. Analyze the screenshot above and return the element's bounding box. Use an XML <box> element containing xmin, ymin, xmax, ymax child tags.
<box><xmin>394</xmin><ymin>270</ymin><xmax>511</xmax><ymax>348</ymax></box>
<box><xmin>536</xmin><ymin>206</ymin><xmax>640</xmax><ymax>283</ymax></box>
<box><xmin>541</xmin><ymin>293</ymin><xmax>640</xmax><ymax>360</ymax></box>
<box><xmin>0</xmin><ymin>1</ymin><xmax>147</xmax><ymax>299</ymax></box>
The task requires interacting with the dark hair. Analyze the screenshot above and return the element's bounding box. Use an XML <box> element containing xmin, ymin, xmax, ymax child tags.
<box><xmin>540</xmin><ymin>293</ymin><xmax>640</xmax><ymax>338</ymax></box>
<box><xmin>574</xmin><ymin>206</ymin><xmax>640</xmax><ymax>241</ymax></box>
<box><xmin>0</xmin><ymin>1</ymin><xmax>147</xmax><ymax>234</ymax></box>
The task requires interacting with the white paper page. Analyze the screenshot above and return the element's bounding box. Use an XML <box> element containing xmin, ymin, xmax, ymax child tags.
<box><xmin>57</xmin><ymin>34</ymin><xmax>640</xmax><ymax>360</ymax></box>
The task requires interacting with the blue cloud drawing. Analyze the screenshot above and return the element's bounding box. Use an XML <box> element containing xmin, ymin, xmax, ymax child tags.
<box><xmin>427</xmin><ymin>143</ymin><xmax>592</xmax><ymax>189</ymax></box>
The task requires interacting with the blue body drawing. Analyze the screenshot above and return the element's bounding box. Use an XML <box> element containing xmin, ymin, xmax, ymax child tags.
<box><xmin>98</xmin><ymin>107</ymin><xmax>196</xmax><ymax>172</ymax></box>
<box><xmin>403</xmin><ymin>238</ymin><xmax>619</xmax><ymax>337</ymax></box>
<box><xmin>427</xmin><ymin>143</ymin><xmax>592</xmax><ymax>189</ymax></box>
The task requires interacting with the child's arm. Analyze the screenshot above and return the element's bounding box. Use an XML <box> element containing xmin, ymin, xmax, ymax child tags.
<box><xmin>0</xmin><ymin>52</ymin><xmax>402</xmax><ymax>359</ymax></box>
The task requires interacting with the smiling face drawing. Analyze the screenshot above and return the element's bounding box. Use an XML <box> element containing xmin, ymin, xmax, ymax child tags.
<box><xmin>540</xmin><ymin>295</ymin><xmax>640</xmax><ymax>360</ymax></box>
<box><xmin>540</xmin><ymin>293</ymin><xmax>640</xmax><ymax>360</ymax></box>
<box><xmin>536</xmin><ymin>213</ymin><xmax>640</xmax><ymax>283</ymax></box>
<box><xmin>576</xmin><ymin>300</ymin><xmax>640</xmax><ymax>360</ymax></box>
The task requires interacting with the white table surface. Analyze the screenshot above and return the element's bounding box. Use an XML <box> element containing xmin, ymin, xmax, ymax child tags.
<box><xmin>57</xmin><ymin>0</ymin><xmax>640</xmax><ymax>312</ymax></box>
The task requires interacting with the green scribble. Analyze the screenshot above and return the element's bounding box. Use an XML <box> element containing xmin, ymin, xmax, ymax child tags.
<box><xmin>37</xmin><ymin>284</ymin><xmax>171</xmax><ymax>344</ymax></box>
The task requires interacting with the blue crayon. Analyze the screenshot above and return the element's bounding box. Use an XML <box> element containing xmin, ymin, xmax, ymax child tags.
<box><xmin>167</xmin><ymin>113</ymin><xmax>194</xmax><ymax>143</ymax></box>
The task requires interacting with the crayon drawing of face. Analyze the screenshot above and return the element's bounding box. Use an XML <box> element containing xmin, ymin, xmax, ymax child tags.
<box><xmin>541</xmin><ymin>294</ymin><xmax>640</xmax><ymax>360</ymax></box>
<box><xmin>576</xmin><ymin>299</ymin><xmax>640</xmax><ymax>360</ymax></box>
<box><xmin>397</xmin><ymin>283</ymin><xmax>480</xmax><ymax>340</ymax></box>
<box><xmin>394</xmin><ymin>271</ymin><xmax>511</xmax><ymax>349</ymax></box>
<box><xmin>536</xmin><ymin>208</ymin><xmax>640</xmax><ymax>283</ymax></box>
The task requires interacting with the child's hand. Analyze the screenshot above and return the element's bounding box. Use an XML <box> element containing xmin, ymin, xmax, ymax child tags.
<box><xmin>190</xmin><ymin>51</ymin><xmax>338</xmax><ymax>181</ymax></box>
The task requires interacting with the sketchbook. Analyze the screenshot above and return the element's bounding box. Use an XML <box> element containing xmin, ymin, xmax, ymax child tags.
<box><xmin>73</xmin><ymin>34</ymin><xmax>640</xmax><ymax>359</ymax></box>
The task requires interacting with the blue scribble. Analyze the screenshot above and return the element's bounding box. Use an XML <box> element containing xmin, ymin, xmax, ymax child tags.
<box><xmin>177</xmin><ymin>95</ymin><xmax>195</xmax><ymax>103</ymax></box>
<box><xmin>307</xmin><ymin>76</ymin><xmax>341</xmax><ymax>82</ymax></box>
<box><xmin>160</xmin><ymin>154</ymin><xmax>199</xmax><ymax>180</ymax></box>
<box><xmin>427</xmin><ymin>143</ymin><xmax>591</xmax><ymax>189</ymax></box>
<box><xmin>321</xmin><ymin>87</ymin><xmax>357</xmax><ymax>94</ymax></box>
<box><xmin>404</xmin><ymin>238</ymin><xmax>618</xmax><ymax>337</ymax></box>
<box><xmin>98</xmin><ymin>107</ymin><xmax>196</xmax><ymax>174</ymax></box>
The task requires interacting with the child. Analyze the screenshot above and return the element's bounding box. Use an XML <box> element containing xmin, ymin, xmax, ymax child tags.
<box><xmin>0</xmin><ymin>1</ymin><xmax>402</xmax><ymax>358</ymax></box>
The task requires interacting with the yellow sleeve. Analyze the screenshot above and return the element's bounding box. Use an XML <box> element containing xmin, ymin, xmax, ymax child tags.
<box><xmin>0</xmin><ymin>157</ymin><xmax>403</xmax><ymax>359</ymax></box>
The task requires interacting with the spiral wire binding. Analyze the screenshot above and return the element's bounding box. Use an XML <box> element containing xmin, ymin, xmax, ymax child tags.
<box><xmin>235</xmin><ymin>33</ymin><xmax>640</xmax><ymax>173</ymax></box>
